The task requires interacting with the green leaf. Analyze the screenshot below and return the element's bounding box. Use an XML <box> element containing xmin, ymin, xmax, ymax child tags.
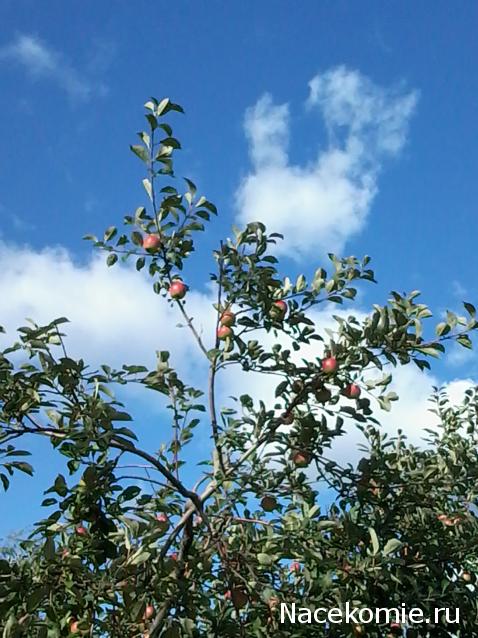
<box><xmin>11</xmin><ymin>461</ymin><xmax>33</xmax><ymax>476</ymax></box>
<box><xmin>382</xmin><ymin>538</ymin><xmax>403</xmax><ymax>556</ymax></box>
<box><xmin>369</xmin><ymin>527</ymin><xmax>380</xmax><ymax>555</ymax></box>
<box><xmin>457</xmin><ymin>334</ymin><xmax>472</xmax><ymax>349</ymax></box>
<box><xmin>43</xmin><ymin>537</ymin><xmax>56</xmax><ymax>561</ymax></box>
<box><xmin>295</xmin><ymin>274</ymin><xmax>306</xmax><ymax>292</ymax></box>
<box><xmin>103</xmin><ymin>226</ymin><xmax>117</xmax><ymax>242</ymax></box>
<box><xmin>130</xmin><ymin>144</ymin><xmax>149</xmax><ymax>163</ymax></box>
<box><xmin>131</xmin><ymin>231</ymin><xmax>143</xmax><ymax>247</ymax></box>
<box><xmin>257</xmin><ymin>553</ymin><xmax>274</xmax><ymax>566</ymax></box>
<box><xmin>41</xmin><ymin>498</ymin><xmax>57</xmax><ymax>507</ymax></box>
<box><xmin>26</xmin><ymin>586</ymin><xmax>48</xmax><ymax>612</ymax></box>
<box><xmin>121</xmin><ymin>486</ymin><xmax>141</xmax><ymax>501</ymax></box>
<box><xmin>0</xmin><ymin>474</ymin><xmax>9</xmax><ymax>491</ymax></box>
<box><xmin>464</xmin><ymin>302</ymin><xmax>476</xmax><ymax>317</ymax></box>
<box><xmin>416</xmin><ymin>346</ymin><xmax>442</xmax><ymax>358</ymax></box>
<box><xmin>184</xmin><ymin>178</ymin><xmax>197</xmax><ymax>195</ymax></box>
<box><xmin>142</xmin><ymin>178</ymin><xmax>153</xmax><ymax>201</ymax></box>
<box><xmin>145</xmin><ymin>113</ymin><xmax>158</xmax><ymax>130</ymax></box>
<box><xmin>275</xmin><ymin>380</ymin><xmax>289</xmax><ymax>397</ymax></box>
<box><xmin>156</xmin><ymin>97</ymin><xmax>170</xmax><ymax>116</ymax></box>
<box><xmin>435</xmin><ymin>322</ymin><xmax>450</xmax><ymax>337</ymax></box>
<box><xmin>107</xmin><ymin>253</ymin><xmax>118</xmax><ymax>267</ymax></box>
<box><xmin>2</xmin><ymin>615</ymin><xmax>18</xmax><ymax>638</ymax></box>
<box><xmin>130</xmin><ymin>550</ymin><xmax>151</xmax><ymax>565</ymax></box>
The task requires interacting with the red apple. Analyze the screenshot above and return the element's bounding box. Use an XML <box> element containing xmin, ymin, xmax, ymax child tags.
<box><xmin>155</xmin><ymin>513</ymin><xmax>169</xmax><ymax>530</ymax></box>
<box><xmin>344</xmin><ymin>383</ymin><xmax>361</xmax><ymax>399</ymax></box>
<box><xmin>143</xmin><ymin>604</ymin><xmax>155</xmax><ymax>620</ymax></box>
<box><xmin>462</xmin><ymin>571</ymin><xmax>473</xmax><ymax>583</ymax></box>
<box><xmin>170</xmin><ymin>552</ymin><xmax>178</xmax><ymax>561</ymax></box>
<box><xmin>69</xmin><ymin>619</ymin><xmax>79</xmax><ymax>634</ymax></box>
<box><xmin>217</xmin><ymin>325</ymin><xmax>233</xmax><ymax>340</ymax></box>
<box><xmin>220</xmin><ymin>310</ymin><xmax>236</xmax><ymax>327</ymax></box>
<box><xmin>321</xmin><ymin>356</ymin><xmax>338</xmax><ymax>374</ymax></box>
<box><xmin>291</xmin><ymin>449</ymin><xmax>311</xmax><ymax>468</ymax></box>
<box><xmin>169</xmin><ymin>280</ymin><xmax>187</xmax><ymax>300</ymax></box>
<box><xmin>280</xmin><ymin>411</ymin><xmax>294</xmax><ymax>425</ymax></box>
<box><xmin>75</xmin><ymin>525</ymin><xmax>87</xmax><ymax>536</ymax></box>
<box><xmin>142</xmin><ymin>234</ymin><xmax>161</xmax><ymax>251</ymax></box>
<box><xmin>270</xmin><ymin>299</ymin><xmax>288</xmax><ymax>320</ymax></box>
<box><xmin>261</xmin><ymin>496</ymin><xmax>277</xmax><ymax>512</ymax></box>
<box><xmin>290</xmin><ymin>561</ymin><xmax>301</xmax><ymax>573</ymax></box>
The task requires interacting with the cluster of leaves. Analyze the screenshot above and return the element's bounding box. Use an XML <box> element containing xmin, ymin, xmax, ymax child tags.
<box><xmin>84</xmin><ymin>97</ymin><xmax>217</xmax><ymax>294</ymax></box>
<box><xmin>1</xmin><ymin>97</ymin><xmax>478</xmax><ymax>638</ymax></box>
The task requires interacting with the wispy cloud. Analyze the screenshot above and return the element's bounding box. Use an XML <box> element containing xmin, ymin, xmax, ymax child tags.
<box><xmin>452</xmin><ymin>280</ymin><xmax>468</xmax><ymax>299</ymax></box>
<box><xmin>0</xmin><ymin>34</ymin><xmax>108</xmax><ymax>101</ymax></box>
<box><xmin>447</xmin><ymin>343</ymin><xmax>475</xmax><ymax>368</ymax></box>
<box><xmin>0</xmin><ymin>204</ymin><xmax>35</xmax><ymax>234</ymax></box>
<box><xmin>236</xmin><ymin>66</ymin><xmax>418</xmax><ymax>260</ymax></box>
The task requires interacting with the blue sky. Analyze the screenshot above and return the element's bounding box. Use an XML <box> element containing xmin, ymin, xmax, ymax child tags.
<box><xmin>1</xmin><ymin>1</ymin><xmax>477</xmax><ymax>538</ymax></box>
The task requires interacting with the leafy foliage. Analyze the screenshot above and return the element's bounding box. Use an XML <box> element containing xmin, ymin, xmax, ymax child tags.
<box><xmin>1</xmin><ymin>97</ymin><xmax>478</xmax><ymax>637</ymax></box>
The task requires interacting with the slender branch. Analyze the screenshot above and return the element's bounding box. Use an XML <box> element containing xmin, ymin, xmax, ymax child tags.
<box><xmin>149</xmin><ymin>517</ymin><xmax>194</xmax><ymax>637</ymax></box>
<box><xmin>4</xmin><ymin>420</ymin><xmax>204</xmax><ymax>515</ymax></box>
<box><xmin>116</xmin><ymin>464</ymin><xmax>157</xmax><ymax>470</ymax></box>
<box><xmin>209</xmin><ymin>242</ymin><xmax>227</xmax><ymax>475</ymax></box>
<box><xmin>109</xmin><ymin>438</ymin><xmax>201</xmax><ymax>509</ymax></box>
<box><xmin>116</xmin><ymin>475</ymin><xmax>168</xmax><ymax>488</ymax></box>
<box><xmin>174</xmin><ymin>299</ymin><xmax>209</xmax><ymax>357</ymax></box>
<box><xmin>231</xmin><ymin>517</ymin><xmax>272</xmax><ymax>527</ymax></box>
<box><xmin>168</xmin><ymin>382</ymin><xmax>181</xmax><ymax>480</ymax></box>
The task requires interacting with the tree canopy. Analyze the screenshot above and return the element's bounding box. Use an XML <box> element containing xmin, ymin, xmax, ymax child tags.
<box><xmin>1</xmin><ymin>97</ymin><xmax>478</xmax><ymax>637</ymax></box>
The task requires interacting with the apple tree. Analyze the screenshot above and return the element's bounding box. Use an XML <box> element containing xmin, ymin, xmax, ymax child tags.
<box><xmin>1</xmin><ymin>97</ymin><xmax>478</xmax><ymax>637</ymax></box>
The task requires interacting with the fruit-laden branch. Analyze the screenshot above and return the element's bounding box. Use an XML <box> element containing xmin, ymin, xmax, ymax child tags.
<box><xmin>148</xmin><ymin>412</ymin><xmax>292</xmax><ymax>636</ymax></box>
<box><xmin>158</xmin><ymin>371</ymin><xmax>322</xmax><ymax>558</ymax></box>
<box><xmin>143</xmin><ymin>127</ymin><xmax>226</xmax><ymax>480</ymax></box>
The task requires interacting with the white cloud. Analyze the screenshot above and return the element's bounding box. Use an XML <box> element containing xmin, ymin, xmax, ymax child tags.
<box><xmin>0</xmin><ymin>34</ymin><xmax>106</xmax><ymax>101</ymax></box>
<box><xmin>452</xmin><ymin>280</ymin><xmax>468</xmax><ymax>299</ymax></box>
<box><xmin>243</xmin><ymin>95</ymin><xmax>290</xmax><ymax>169</ymax></box>
<box><xmin>236</xmin><ymin>66</ymin><xmax>418</xmax><ymax>260</ymax></box>
<box><xmin>0</xmin><ymin>241</ymin><xmax>214</xmax><ymax>376</ymax></box>
<box><xmin>446</xmin><ymin>343</ymin><xmax>476</xmax><ymax>368</ymax></box>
